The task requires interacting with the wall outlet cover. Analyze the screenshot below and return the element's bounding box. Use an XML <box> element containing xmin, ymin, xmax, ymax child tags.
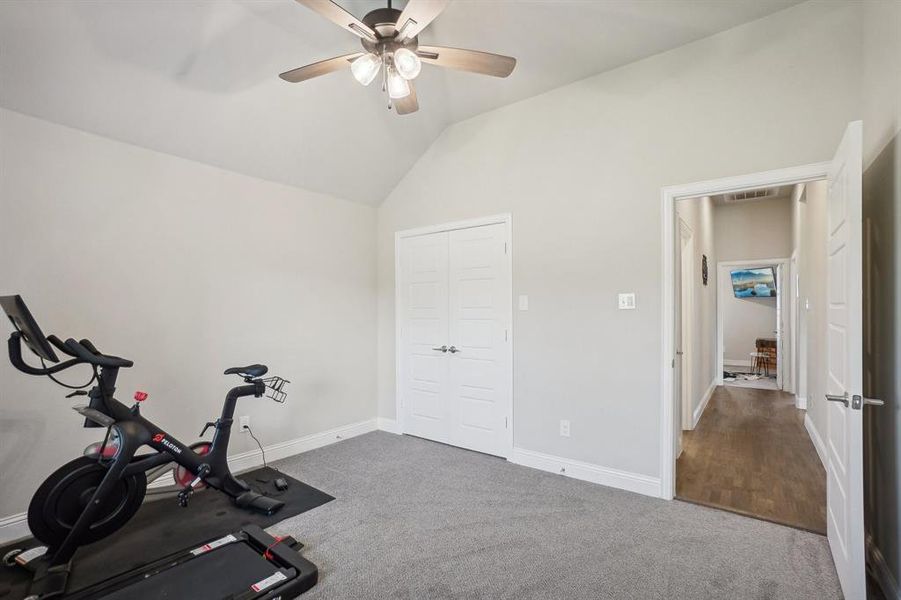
<box><xmin>239</xmin><ymin>415</ymin><xmax>250</xmax><ymax>432</ymax></box>
<box><xmin>559</xmin><ymin>419</ymin><xmax>571</xmax><ymax>437</ymax></box>
<box><xmin>518</xmin><ymin>295</ymin><xmax>529</xmax><ymax>311</ymax></box>
<box><xmin>618</xmin><ymin>293</ymin><xmax>636</xmax><ymax>310</ymax></box>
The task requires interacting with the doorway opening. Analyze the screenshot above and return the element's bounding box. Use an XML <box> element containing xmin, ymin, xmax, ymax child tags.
<box><xmin>664</xmin><ymin>165</ymin><xmax>832</xmax><ymax>535</ymax></box>
<box><xmin>718</xmin><ymin>257</ymin><xmax>787</xmax><ymax>392</ymax></box>
<box><xmin>662</xmin><ymin>123</ymin><xmax>869</xmax><ymax>598</ymax></box>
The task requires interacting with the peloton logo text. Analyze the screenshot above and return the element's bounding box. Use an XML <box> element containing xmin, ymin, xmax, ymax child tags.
<box><xmin>152</xmin><ymin>433</ymin><xmax>182</xmax><ymax>454</ymax></box>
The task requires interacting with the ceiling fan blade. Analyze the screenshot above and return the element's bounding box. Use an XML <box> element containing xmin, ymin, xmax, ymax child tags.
<box><xmin>394</xmin><ymin>82</ymin><xmax>419</xmax><ymax>115</ymax></box>
<box><xmin>294</xmin><ymin>0</ymin><xmax>378</xmax><ymax>42</ymax></box>
<box><xmin>279</xmin><ymin>52</ymin><xmax>363</xmax><ymax>83</ymax></box>
<box><xmin>394</xmin><ymin>0</ymin><xmax>450</xmax><ymax>42</ymax></box>
<box><xmin>416</xmin><ymin>45</ymin><xmax>516</xmax><ymax>78</ymax></box>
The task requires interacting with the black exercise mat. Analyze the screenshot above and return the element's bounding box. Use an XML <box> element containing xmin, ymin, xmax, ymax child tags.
<box><xmin>0</xmin><ymin>467</ymin><xmax>332</xmax><ymax>599</ymax></box>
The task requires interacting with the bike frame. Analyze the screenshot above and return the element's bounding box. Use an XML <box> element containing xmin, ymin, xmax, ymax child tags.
<box><xmin>48</xmin><ymin>364</ymin><xmax>265</xmax><ymax>569</ymax></box>
<box><xmin>1</xmin><ymin>301</ymin><xmax>287</xmax><ymax>599</ymax></box>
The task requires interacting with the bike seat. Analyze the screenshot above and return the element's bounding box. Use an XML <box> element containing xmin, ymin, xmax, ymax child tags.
<box><xmin>224</xmin><ymin>364</ymin><xmax>268</xmax><ymax>378</ymax></box>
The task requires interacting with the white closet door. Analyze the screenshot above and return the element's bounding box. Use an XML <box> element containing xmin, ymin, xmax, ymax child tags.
<box><xmin>400</xmin><ymin>232</ymin><xmax>451</xmax><ymax>444</ymax></box>
<box><xmin>447</xmin><ymin>223</ymin><xmax>511</xmax><ymax>457</ymax></box>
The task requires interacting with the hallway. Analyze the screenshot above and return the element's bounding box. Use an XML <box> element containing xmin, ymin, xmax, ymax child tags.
<box><xmin>676</xmin><ymin>386</ymin><xmax>826</xmax><ymax>534</ymax></box>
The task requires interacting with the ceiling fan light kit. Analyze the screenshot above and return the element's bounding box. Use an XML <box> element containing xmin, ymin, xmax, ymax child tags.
<box><xmin>393</xmin><ymin>47</ymin><xmax>422</xmax><ymax>80</ymax></box>
<box><xmin>386</xmin><ymin>66</ymin><xmax>411</xmax><ymax>99</ymax></box>
<box><xmin>351</xmin><ymin>52</ymin><xmax>382</xmax><ymax>86</ymax></box>
<box><xmin>280</xmin><ymin>0</ymin><xmax>517</xmax><ymax>115</ymax></box>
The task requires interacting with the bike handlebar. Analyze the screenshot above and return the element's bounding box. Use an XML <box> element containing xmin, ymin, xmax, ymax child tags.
<box><xmin>6</xmin><ymin>331</ymin><xmax>133</xmax><ymax>379</ymax></box>
<box><xmin>8</xmin><ymin>333</ymin><xmax>84</xmax><ymax>376</ymax></box>
<box><xmin>47</xmin><ymin>334</ymin><xmax>77</xmax><ymax>358</ymax></box>
<box><xmin>63</xmin><ymin>338</ymin><xmax>133</xmax><ymax>369</ymax></box>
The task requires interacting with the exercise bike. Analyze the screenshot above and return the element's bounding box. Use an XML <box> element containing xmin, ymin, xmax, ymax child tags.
<box><xmin>1</xmin><ymin>295</ymin><xmax>304</xmax><ymax>599</ymax></box>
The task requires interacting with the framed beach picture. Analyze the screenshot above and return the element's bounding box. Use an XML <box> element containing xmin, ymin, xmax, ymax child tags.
<box><xmin>729</xmin><ymin>267</ymin><xmax>776</xmax><ymax>298</ymax></box>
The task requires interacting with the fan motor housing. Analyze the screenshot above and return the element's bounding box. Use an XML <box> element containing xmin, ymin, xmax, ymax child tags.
<box><xmin>361</xmin><ymin>7</ymin><xmax>419</xmax><ymax>54</ymax></box>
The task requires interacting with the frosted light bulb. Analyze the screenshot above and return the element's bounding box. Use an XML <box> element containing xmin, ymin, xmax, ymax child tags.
<box><xmin>351</xmin><ymin>53</ymin><xmax>382</xmax><ymax>86</ymax></box>
<box><xmin>393</xmin><ymin>48</ymin><xmax>421</xmax><ymax>80</ymax></box>
<box><xmin>387</xmin><ymin>67</ymin><xmax>411</xmax><ymax>99</ymax></box>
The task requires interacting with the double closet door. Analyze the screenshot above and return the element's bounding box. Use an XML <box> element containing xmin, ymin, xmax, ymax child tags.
<box><xmin>398</xmin><ymin>222</ymin><xmax>512</xmax><ymax>458</ymax></box>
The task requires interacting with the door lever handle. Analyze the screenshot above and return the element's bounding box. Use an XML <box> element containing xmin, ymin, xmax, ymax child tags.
<box><xmin>825</xmin><ymin>393</ymin><xmax>849</xmax><ymax>407</ymax></box>
<box><xmin>432</xmin><ymin>345</ymin><xmax>448</xmax><ymax>353</ymax></box>
<box><xmin>863</xmin><ymin>397</ymin><xmax>884</xmax><ymax>407</ymax></box>
<box><xmin>448</xmin><ymin>346</ymin><xmax>461</xmax><ymax>354</ymax></box>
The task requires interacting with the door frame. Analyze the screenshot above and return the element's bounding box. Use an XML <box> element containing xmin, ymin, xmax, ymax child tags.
<box><xmin>678</xmin><ymin>218</ymin><xmax>695</xmax><ymax>432</ymax></box>
<box><xmin>394</xmin><ymin>213</ymin><xmax>514</xmax><ymax>457</ymax></box>
<box><xmin>660</xmin><ymin>162</ymin><xmax>830</xmax><ymax>499</ymax></box>
<box><xmin>789</xmin><ymin>251</ymin><xmax>799</xmax><ymax>398</ymax></box>
<box><xmin>715</xmin><ymin>258</ymin><xmax>789</xmax><ymax>387</ymax></box>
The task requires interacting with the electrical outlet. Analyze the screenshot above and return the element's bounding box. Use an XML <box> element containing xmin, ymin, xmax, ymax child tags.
<box><xmin>618</xmin><ymin>293</ymin><xmax>636</xmax><ymax>310</ymax></box>
<box><xmin>559</xmin><ymin>419</ymin><xmax>570</xmax><ymax>437</ymax></box>
<box><xmin>239</xmin><ymin>416</ymin><xmax>250</xmax><ymax>432</ymax></box>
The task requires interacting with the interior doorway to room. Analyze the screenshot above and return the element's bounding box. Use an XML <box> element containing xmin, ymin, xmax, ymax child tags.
<box><xmin>717</xmin><ymin>258</ymin><xmax>787</xmax><ymax>392</ymax></box>
<box><xmin>662</xmin><ymin>123</ymin><xmax>870</xmax><ymax>599</ymax></box>
<box><xmin>668</xmin><ymin>172</ymin><xmax>832</xmax><ymax>536</ymax></box>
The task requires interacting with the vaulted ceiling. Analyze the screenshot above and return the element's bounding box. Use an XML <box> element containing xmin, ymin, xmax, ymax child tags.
<box><xmin>0</xmin><ymin>0</ymin><xmax>801</xmax><ymax>205</ymax></box>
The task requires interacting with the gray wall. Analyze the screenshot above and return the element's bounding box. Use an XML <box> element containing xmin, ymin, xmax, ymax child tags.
<box><xmin>796</xmin><ymin>182</ymin><xmax>829</xmax><ymax>445</ymax></box>
<box><xmin>0</xmin><ymin>109</ymin><xmax>378</xmax><ymax>517</ymax></box>
<box><xmin>861</xmin><ymin>0</ymin><xmax>901</xmax><ymax>593</ymax></box>
<box><xmin>675</xmin><ymin>196</ymin><xmax>717</xmax><ymax>424</ymax></box>
<box><xmin>376</xmin><ymin>1</ymin><xmax>862</xmax><ymax>479</ymax></box>
<box><xmin>714</xmin><ymin>196</ymin><xmax>792</xmax><ymax>367</ymax></box>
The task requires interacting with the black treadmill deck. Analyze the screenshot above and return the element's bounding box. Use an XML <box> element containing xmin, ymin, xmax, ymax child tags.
<box><xmin>99</xmin><ymin>542</ymin><xmax>283</xmax><ymax>599</ymax></box>
<box><xmin>67</xmin><ymin>526</ymin><xmax>318</xmax><ymax>600</ymax></box>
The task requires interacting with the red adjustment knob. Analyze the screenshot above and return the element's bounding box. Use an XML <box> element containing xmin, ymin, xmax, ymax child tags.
<box><xmin>134</xmin><ymin>391</ymin><xmax>148</xmax><ymax>402</ymax></box>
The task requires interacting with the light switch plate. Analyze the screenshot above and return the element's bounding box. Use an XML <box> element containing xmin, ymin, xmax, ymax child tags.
<box><xmin>518</xmin><ymin>295</ymin><xmax>529</xmax><ymax>311</ymax></box>
<box><xmin>618</xmin><ymin>293</ymin><xmax>636</xmax><ymax>310</ymax></box>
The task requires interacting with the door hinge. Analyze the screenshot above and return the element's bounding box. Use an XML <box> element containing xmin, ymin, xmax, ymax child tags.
<box><xmin>504</xmin><ymin>242</ymin><xmax>508</xmax><ymax>254</ymax></box>
<box><xmin>505</xmin><ymin>329</ymin><xmax>508</xmax><ymax>342</ymax></box>
<box><xmin>505</xmin><ymin>416</ymin><xmax>508</xmax><ymax>429</ymax></box>
<box><xmin>671</xmin><ymin>358</ymin><xmax>675</xmax><ymax>368</ymax></box>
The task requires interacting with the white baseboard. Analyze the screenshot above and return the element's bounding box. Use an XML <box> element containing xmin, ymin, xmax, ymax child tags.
<box><xmin>377</xmin><ymin>417</ymin><xmax>400</xmax><ymax>434</ymax></box>
<box><xmin>0</xmin><ymin>418</ymin><xmax>379</xmax><ymax>545</ymax></box>
<box><xmin>804</xmin><ymin>413</ymin><xmax>827</xmax><ymax>470</ymax></box>
<box><xmin>795</xmin><ymin>395</ymin><xmax>807</xmax><ymax>410</ymax></box>
<box><xmin>0</xmin><ymin>512</ymin><xmax>29</xmax><ymax>545</ymax></box>
<box><xmin>868</xmin><ymin>534</ymin><xmax>901</xmax><ymax>600</ymax></box>
<box><xmin>510</xmin><ymin>447</ymin><xmax>662</xmax><ymax>498</ymax></box>
<box><xmin>692</xmin><ymin>379</ymin><xmax>717</xmax><ymax>429</ymax></box>
<box><xmin>229</xmin><ymin>418</ymin><xmax>377</xmax><ymax>473</ymax></box>
<box><xmin>725</xmin><ymin>359</ymin><xmax>752</xmax><ymax>368</ymax></box>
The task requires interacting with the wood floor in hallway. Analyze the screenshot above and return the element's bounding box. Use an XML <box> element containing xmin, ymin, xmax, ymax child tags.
<box><xmin>676</xmin><ymin>385</ymin><xmax>827</xmax><ymax>534</ymax></box>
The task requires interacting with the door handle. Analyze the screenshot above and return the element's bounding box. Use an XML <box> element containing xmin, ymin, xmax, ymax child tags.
<box><xmin>432</xmin><ymin>345</ymin><xmax>448</xmax><ymax>353</ymax></box>
<box><xmin>825</xmin><ymin>393</ymin><xmax>849</xmax><ymax>407</ymax></box>
<box><xmin>827</xmin><ymin>393</ymin><xmax>885</xmax><ymax>409</ymax></box>
<box><xmin>448</xmin><ymin>346</ymin><xmax>461</xmax><ymax>354</ymax></box>
<box><xmin>675</xmin><ymin>351</ymin><xmax>684</xmax><ymax>355</ymax></box>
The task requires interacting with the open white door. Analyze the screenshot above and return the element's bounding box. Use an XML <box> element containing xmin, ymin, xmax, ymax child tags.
<box><xmin>824</xmin><ymin>121</ymin><xmax>864</xmax><ymax>599</ymax></box>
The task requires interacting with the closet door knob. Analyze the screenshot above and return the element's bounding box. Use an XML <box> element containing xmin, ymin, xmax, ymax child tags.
<box><xmin>448</xmin><ymin>346</ymin><xmax>461</xmax><ymax>354</ymax></box>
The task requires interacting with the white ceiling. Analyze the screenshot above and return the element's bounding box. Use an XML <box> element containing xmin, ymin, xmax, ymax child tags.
<box><xmin>0</xmin><ymin>0</ymin><xmax>802</xmax><ymax>206</ymax></box>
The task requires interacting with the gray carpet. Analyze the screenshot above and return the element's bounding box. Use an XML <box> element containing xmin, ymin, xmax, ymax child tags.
<box><xmin>268</xmin><ymin>431</ymin><xmax>841</xmax><ymax>599</ymax></box>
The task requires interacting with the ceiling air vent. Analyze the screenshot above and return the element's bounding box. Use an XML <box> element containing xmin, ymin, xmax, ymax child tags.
<box><xmin>722</xmin><ymin>188</ymin><xmax>776</xmax><ymax>203</ymax></box>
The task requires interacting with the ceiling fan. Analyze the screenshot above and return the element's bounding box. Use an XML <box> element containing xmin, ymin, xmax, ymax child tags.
<box><xmin>279</xmin><ymin>0</ymin><xmax>517</xmax><ymax>115</ymax></box>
